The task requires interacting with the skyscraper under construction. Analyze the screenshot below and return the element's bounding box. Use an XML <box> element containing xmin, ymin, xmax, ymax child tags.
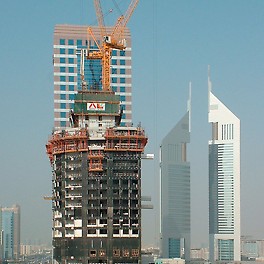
<box><xmin>46</xmin><ymin>1</ymin><xmax>148</xmax><ymax>263</ymax></box>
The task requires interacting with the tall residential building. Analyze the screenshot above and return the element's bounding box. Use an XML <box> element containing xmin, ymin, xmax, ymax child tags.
<box><xmin>160</xmin><ymin>91</ymin><xmax>191</xmax><ymax>261</ymax></box>
<box><xmin>208</xmin><ymin>75</ymin><xmax>241</xmax><ymax>262</ymax></box>
<box><xmin>1</xmin><ymin>205</ymin><xmax>20</xmax><ymax>261</ymax></box>
<box><xmin>53</xmin><ymin>25</ymin><xmax>132</xmax><ymax>130</ymax></box>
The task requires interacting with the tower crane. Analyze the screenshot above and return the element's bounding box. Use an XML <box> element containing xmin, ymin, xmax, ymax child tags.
<box><xmin>87</xmin><ymin>0</ymin><xmax>139</xmax><ymax>91</ymax></box>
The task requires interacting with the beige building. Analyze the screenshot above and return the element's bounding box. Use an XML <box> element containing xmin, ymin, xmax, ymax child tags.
<box><xmin>53</xmin><ymin>24</ymin><xmax>133</xmax><ymax>130</ymax></box>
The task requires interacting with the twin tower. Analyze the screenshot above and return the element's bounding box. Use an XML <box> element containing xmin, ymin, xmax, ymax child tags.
<box><xmin>160</xmin><ymin>78</ymin><xmax>240</xmax><ymax>262</ymax></box>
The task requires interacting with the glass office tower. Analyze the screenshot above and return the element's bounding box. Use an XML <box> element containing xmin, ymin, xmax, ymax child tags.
<box><xmin>160</xmin><ymin>95</ymin><xmax>191</xmax><ymax>261</ymax></box>
<box><xmin>1</xmin><ymin>205</ymin><xmax>20</xmax><ymax>261</ymax></box>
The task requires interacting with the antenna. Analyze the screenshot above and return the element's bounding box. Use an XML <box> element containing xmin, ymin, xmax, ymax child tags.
<box><xmin>187</xmin><ymin>82</ymin><xmax>191</xmax><ymax>132</ymax></box>
<box><xmin>208</xmin><ymin>65</ymin><xmax>212</xmax><ymax>92</ymax></box>
<box><xmin>208</xmin><ymin>65</ymin><xmax>212</xmax><ymax>112</ymax></box>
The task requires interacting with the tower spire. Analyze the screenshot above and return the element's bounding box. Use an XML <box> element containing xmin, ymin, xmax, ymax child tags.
<box><xmin>208</xmin><ymin>65</ymin><xmax>212</xmax><ymax>112</ymax></box>
<box><xmin>187</xmin><ymin>82</ymin><xmax>192</xmax><ymax>132</ymax></box>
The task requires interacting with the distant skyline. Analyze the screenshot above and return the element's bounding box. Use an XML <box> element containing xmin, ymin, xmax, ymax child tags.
<box><xmin>0</xmin><ymin>0</ymin><xmax>264</xmax><ymax>248</ymax></box>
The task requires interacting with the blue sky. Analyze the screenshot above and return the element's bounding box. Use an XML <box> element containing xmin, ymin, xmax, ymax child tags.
<box><xmin>0</xmin><ymin>1</ymin><xmax>264</xmax><ymax>248</ymax></box>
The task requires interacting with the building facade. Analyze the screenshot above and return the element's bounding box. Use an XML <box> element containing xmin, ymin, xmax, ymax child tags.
<box><xmin>53</xmin><ymin>24</ymin><xmax>133</xmax><ymax>130</ymax></box>
<box><xmin>47</xmin><ymin>89</ymin><xmax>147</xmax><ymax>263</ymax></box>
<box><xmin>160</xmin><ymin>95</ymin><xmax>191</xmax><ymax>261</ymax></box>
<box><xmin>1</xmin><ymin>205</ymin><xmax>20</xmax><ymax>261</ymax></box>
<box><xmin>208</xmin><ymin>78</ymin><xmax>241</xmax><ymax>262</ymax></box>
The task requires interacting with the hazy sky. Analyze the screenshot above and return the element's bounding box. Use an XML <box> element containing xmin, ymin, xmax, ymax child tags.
<box><xmin>0</xmin><ymin>0</ymin><xmax>264</xmax><ymax>248</ymax></box>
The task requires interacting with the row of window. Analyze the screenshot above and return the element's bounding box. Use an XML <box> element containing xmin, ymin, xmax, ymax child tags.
<box><xmin>112</xmin><ymin>77</ymin><xmax>126</xmax><ymax>84</ymax></box>
<box><xmin>59</xmin><ymin>72</ymin><xmax>127</xmax><ymax>80</ymax></box>
<box><xmin>111</xmin><ymin>68</ymin><xmax>127</xmax><ymax>74</ymax></box>
<box><xmin>60</xmin><ymin>103</ymin><xmax>73</xmax><ymax>109</ymax></box>
<box><xmin>60</xmin><ymin>39</ymin><xmax>75</xmax><ymax>45</ymax></box>
<box><xmin>59</xmin><ymin>49</ymin><xmax>127</xmax><ymax>61</ymax></box>
<box><xmin>60</xmin><ymin>66</ymin><xmax>75</xmax><ymax>73</ymax></box>
<box><xmin>60</xmin><ymin>48</ymin><xmax>74</xmax><ymax>55</ymax></box>
<box><xmin>112</xmin><ymin>59</ymin><xmax>126</xmax><ymax>65</ymax></box>
<box><xmin>60</xmin><ymin>76</ymin><xmax>75</xmax><ymax>83</ymax></box>
<box><xmin>59</xmin><ymin>50</ymin><xmax>127</xmax><ymax>66</ymax></box>
<box><xmin>59</xmin><ymin>39</ymin><xmax>127</xmax><ymax>55</ymax></box>
<box><xmin>60</xmin><ymin>84</ymin><xmax>75</xmax><ymax>91</ymax></box>
<box><xmin>59</xmin><ymin>94</ymin><xmax>75</xmax><ymax>100</ymax></box>
<box><xmin>60</xmin><ymin>57</ymin><xmax>75</xmax><ymax>64</ymax></box>
<box><xmin>59</xmin><ymin>111</ymin><xmax>127</xmax><ymax>120</ymax></box>
<box><xmin>60</xmin><ymin>121</ymin><xmax>128</xmax><ymax>128</ymax></box>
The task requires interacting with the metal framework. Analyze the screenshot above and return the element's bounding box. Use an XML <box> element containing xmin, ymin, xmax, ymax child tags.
<box><xmin>87</xmin><ymin>0</ymin><xmax>139</xmax><ymax>91</ymax></box>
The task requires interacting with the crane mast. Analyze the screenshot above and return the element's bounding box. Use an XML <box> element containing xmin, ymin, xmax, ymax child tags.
<box><xmin>87</xmin><ymin>0</ymin><xmax>139</xmax><ymax>91</ymax></box>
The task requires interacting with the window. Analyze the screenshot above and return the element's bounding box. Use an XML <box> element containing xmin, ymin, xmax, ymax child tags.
<box><xmin>120</xmin><ymin>78</ymin><xmax>125</xmax><ymax>83</ymax></box>
<box><xmin>123</xmin><ymin>249</ymin><xmax>129</xmax><ymax>257</ymax></box>
<box><xmin>68</xmin><ymin>49</ymin><xmax>74</xmax><ymax>55</ymax></box>
<box><xmin>68</xmin><ymin>39</ymin><xmax>74</xmax><ymax>45</ymax></box>
<box><xmin>111</xmin><ymin>68</ymin><xmax>117</xmax><ymax>74</ymax></box>
<box><xmin>60</xmin><ymin>103</ymin><xmax>66</xmax><ymax>109</ymax></box>
<box><xmin>69</xmin><ymin>94</ymin><xmax>75</xmax><ymax>100</ymax></box>
<box><xmin>60</xmin><ymin>112</ymin><xmax>66</xmax><ymax>118</ymax></box>
<box><xmin>60</xmin><ymin>67</ymin><xmax>66</xmax><ymax>73</ymax></box>
<box><xmin>60</xmin><ymin>121</ymin><xmax>66</xmax><ymax>127</ymax></box>
<box><xmin>112</xmin><ymin>50</ymin><xmax>117</xmax><ymax>56</ymax></box>
<box><xmin>59</xmin><ymin>48</ymin><xmax>65</xmax><ymax>54</ymax></box>
<box><xmin>120</xmin><ymin>59</ymin><xmax>125</xmax><ymax>65</ymax></box>
<box><xmin>60</xmin><ymin>85</ymin><xmax>66</xmax><ymax>91</ymax></box>
<box><xmin>59</xmin><ymin>39</ymin><xmax>65</xmax><ymax>45</ymax></box>
<box><xmin>132</xmin><ymin>249</ymin><xmax>139</xmax><ymax>257</ymax></box>
<box><xmin>60</xmin><ymin>58</ymin><xmax>65</xmax><ymax>63</ymax></box>
<box><xmin>122</xmin><ymin>114</ymin><xmax>126</xmax><ymax>119</ymax></box>
<box><xmin>69</xmin><ymin>85</ymin><xmax>74</xmax><ymax>91</ymax></box>
<box><xmin>113</xmin><ymin>249</ymin><xmax>120</xmax><ymax>257</ymax></box>
<box><xmin>112</xmin><ymin>87</ymin><xmax>117</xmax><ymax>92</ymax></box>
<box><xmin>112</xmin><ymin>77</ymin><xmax>117</xmax><ymax>83</ymax></box>
<box><xmin>120</xmin><ymin>96</ymin><xmax>126</xmax><ymax>101</ymax></box>
<box><xmin>77</xmin><ymin>39</ymin><xmax>82</xmax><ymax>46</ymax></box>
<box><xmin>120</xmin><ymin>87</ymin><xmax>125</xmax><ymax>93</ymax></box>
<box><xmin>120</xmin><ymin>50</ymin><xmax>125</xmax><ymax>56</ymax></box>
<box><xmin>112</xmin><ymin>59</ymin><xmax>117</xmax><ymax>65</ymax></box>
<box><xmin>120</xmin><ymin>69</ymin><xmax>126</xmax><ymax>75</ymax></box>
<box><xmin>68</xmin><ymin>67</ymin><xmax>74</xmax><ymax>73</ymax></box>
<box><xmin>60</xmin><ymin>94</ymin><xmax>66</xmax><ymax>100</ymax></box>
<box><xmin>60</xmin><ymin>76</ymin><xmax>66</xmax><ymax>82</ymax></box>
<box><xmin>69</xmin><ymin>76</ymin><xmax>74</xmax><ymax>82</ymax></box>
<box><xmin>168</xmin><ymin>238</ymin><xmax>181</xmax><ymax>258</ymax></box>
<box><xmin>68</xmin><ymin>58</ymin><xmax>74</xmax><ymax>64</ymax></box>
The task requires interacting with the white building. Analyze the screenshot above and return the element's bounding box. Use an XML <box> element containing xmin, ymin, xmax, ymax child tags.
<box><xmin>208</xmin><ymin>74</ymin><xmax>241</xmax><ymax>262</ymax></box>
<box><xmin>160</xmin><ymin>91</ymin><xmax>191</xmax><ymax>260</ymax></box>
